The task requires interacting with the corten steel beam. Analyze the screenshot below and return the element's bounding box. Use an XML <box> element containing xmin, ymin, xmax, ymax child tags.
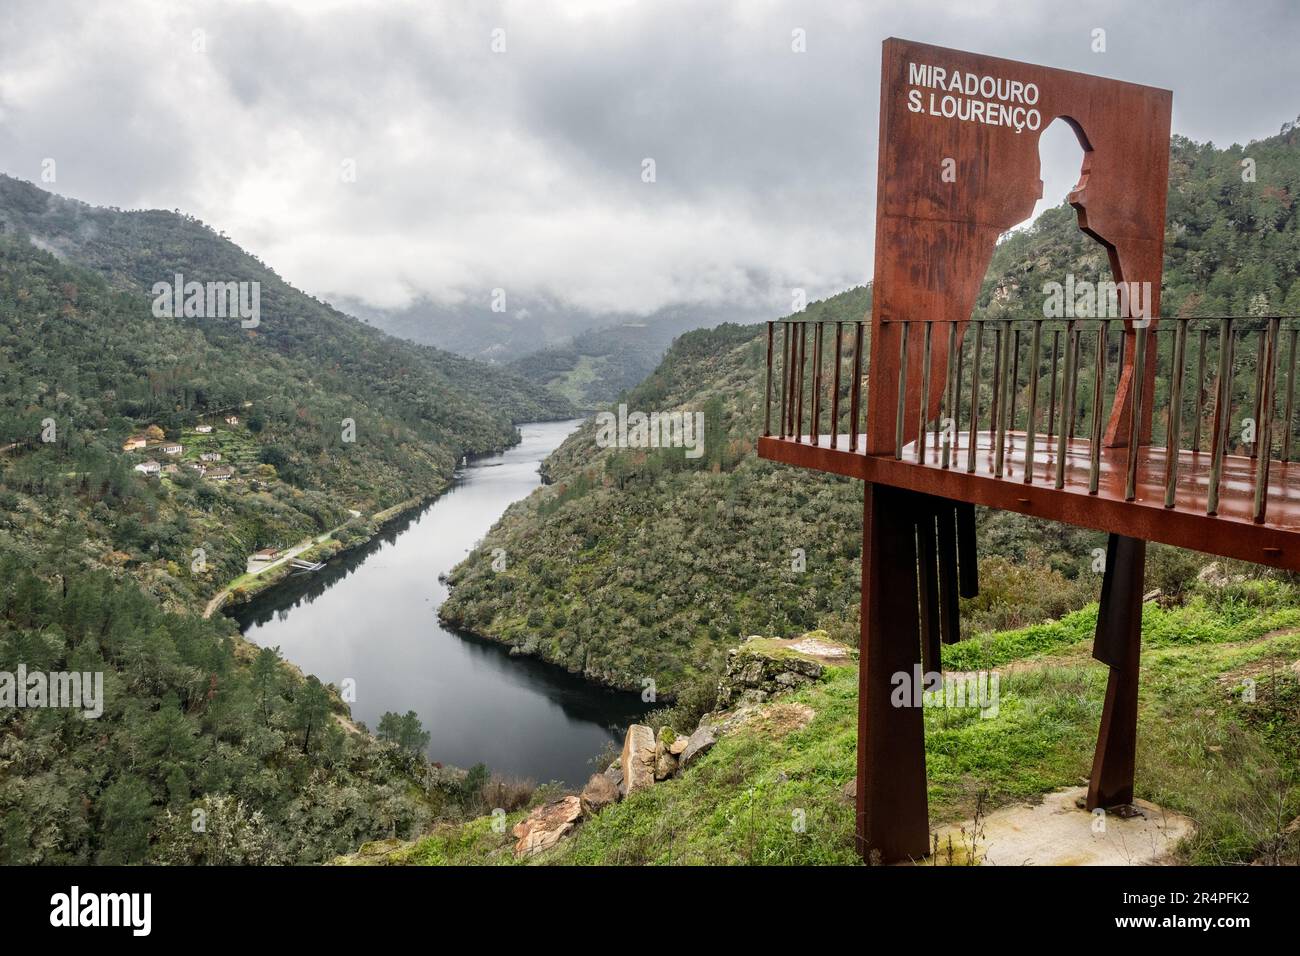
<box><xmin>955</xmin><ymin>501</ymin><xmax>979</xmax><ymax>599</ymax></box>
<box><xmin>936</xmin><ymin>502</ymin><xmax>962</xmax><ymax>644</ymax></box>
<box><xmin>858</xmin><ymin>484</ymin><xmax>930</xmax><ymax>863</ymax></box>
<box><xmin>917</xmin><ymin>506</ymin><xmax>942</xmax><ymax>673</ymax></box>
<box><xmin>758</xmin><ymin>434</ymin><xmax>1300</xmax><ymax>573</ymax></box>
<box><xmin>1087</xmin><ymin>533</ymin><xmax>1146</xmax><ymax>810</ymax></box>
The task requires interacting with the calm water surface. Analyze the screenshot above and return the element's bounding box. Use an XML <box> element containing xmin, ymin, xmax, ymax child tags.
<box><xmin>234</xmin><ymin>420</ymin><xmax>648</xmax><ymax>786</ymax></box>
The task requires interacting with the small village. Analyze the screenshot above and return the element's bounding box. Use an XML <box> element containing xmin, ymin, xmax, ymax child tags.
<box><xmin>122</xmin><ymin>404</ymin><xmax>253</xmax><ymax>484</ymax></box>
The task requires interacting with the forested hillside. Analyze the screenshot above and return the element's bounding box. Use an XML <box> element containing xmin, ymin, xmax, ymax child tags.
<box><xmin>0</xmin><ymin>175</ymin><xmax>575</xmax><ymax>610</ymax></box>
<box><xmin>0</xmin><ymin>177</ymin><xmax>573</xmax><ymax>863</ymax></box>
<box><xmin>504</xmin><ymin>304</ymin><xmax>752</xmax><ymax>409</ymax></box>
<box><xmin>507</xmin><ymin>320</ymin><xmax>683</xmax><ymax>410</ymax></box>
<box><xmin>441</xmin><ymin>121</ymin><xmax>1300</xmax><ymax>696</ymax></box>
<box><xmin>0</xmin><ymin>551</ymin><xmax>451</xmax><ymax>864</ymax></box>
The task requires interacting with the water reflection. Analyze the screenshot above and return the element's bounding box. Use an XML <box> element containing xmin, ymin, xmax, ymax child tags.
<box><xmin>233</xmin><ymin>420</ymin><xmax>650</xmax><ymax>786</ymax></box>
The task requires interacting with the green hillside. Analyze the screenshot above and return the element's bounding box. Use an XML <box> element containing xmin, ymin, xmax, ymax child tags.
<box><xmin>0</xmin><ymin>175</ymin><xmax>576</xmax><ymax>610</ymax></box>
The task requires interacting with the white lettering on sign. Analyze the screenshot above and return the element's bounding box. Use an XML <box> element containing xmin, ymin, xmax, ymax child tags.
<box><xmin>905</xmin><ymin>62</ymin><xmax>1042</xmax><ymax>134</ymax></box>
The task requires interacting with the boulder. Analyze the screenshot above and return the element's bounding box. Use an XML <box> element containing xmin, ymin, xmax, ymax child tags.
<box><xmin>1197</xmin><ymin>562</ymin><xmax>1247</xmax><ymax>589</ymax></box>
<box><xmin>669</xmin><ymin>735</ymin><xmax>689</xmax><ymax>756</ymax></box>
<box><xmin>654</xmin><ymin>745</ymin><xmax>678</xmax><ymax>781</ymax></box>
<box><xmin>652</xmin><ymin>727</ymin><xmax>679</xmax><ymax>779</ymax></box>
<box><xmin>621</xmin><ymin>724</ymin><xmax>657</xmax><ymax>795</ymax></box>
<box><xmin>580</xmin><ymin>772</ymin><xmax>620</xmax><ymax>816</ymax></box>
<box><xmin>679</xmin><ymin>722</ymin><xmax>717</xmax><ymax>768</ymax></box>
<box><xmin>512</xmin><ymin>795</ymin><xmax>582</xmax><ymax>857</ymax></box>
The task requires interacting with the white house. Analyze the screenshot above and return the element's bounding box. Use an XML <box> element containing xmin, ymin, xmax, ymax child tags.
<box><xmin>134</xmin><ymin>460</ymin><xmax>161</xmax><ymax>476</ymax></box>
<box><xmin>200</xmin><ymin>452</ymin><xmax>222</xmax><ymax>462</ymax></box>
<box><xmin>194</xmin><ymin>425</ymin><xmax>213</xmax><ymax>434</ymax></box>
<box><xmin>225</xmin><ymin>416</ymin><xmax>240</xmax><ymax>426</ymax></box>
<box><xmin>161</xmin><ymin>443</ymin><xmax>183</xmax><ymax>456</ymax></box>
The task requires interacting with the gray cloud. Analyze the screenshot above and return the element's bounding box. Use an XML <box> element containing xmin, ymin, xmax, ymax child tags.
<box><xmin>1</xmin><ymin>0</ymin><xmax>1296</xmax><ymax>322</ymax></box>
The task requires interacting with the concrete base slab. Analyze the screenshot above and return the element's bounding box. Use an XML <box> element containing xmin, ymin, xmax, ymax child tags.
<box><xmin>920</xmin><ymin>787</ymin><xmax>1195</xmax><ymax>866</ymax></box>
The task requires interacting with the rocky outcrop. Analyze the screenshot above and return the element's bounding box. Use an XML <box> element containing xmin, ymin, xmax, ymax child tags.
<box><xmin>507</xmin><ymin>632</ymin><xmax>850</xmax><ymax>858</ymax></box>
<box><xmin>580</xmin><ymin>772</ymin><xmax>619</xmax><ymax>816</ymax></box>
<box><xmin>513</xmin><ymin>795</ymin><xmax>582</xmax><ymax>856</ymax></box>
<box><xmin>621</xmin><ymin>724</ymin><xmax>657</xmax><ymax>795</ymax></box>
<box><xmin>715</xmin><ymin>632</ymin><xmax>848</xmax><ymax>708</ymax></box>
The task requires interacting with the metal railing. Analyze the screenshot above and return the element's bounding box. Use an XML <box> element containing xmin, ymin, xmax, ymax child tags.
<box><xmin>764</xmin><ymin>315</ymin><xmax>1300</xmax><ymax>524</ymax></box>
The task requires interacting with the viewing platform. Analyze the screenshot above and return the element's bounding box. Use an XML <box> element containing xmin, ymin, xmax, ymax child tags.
<box><xmin>758</xmin><ymin>315</ymin><xmax>1300</xmax><ymax>572</ymax></box>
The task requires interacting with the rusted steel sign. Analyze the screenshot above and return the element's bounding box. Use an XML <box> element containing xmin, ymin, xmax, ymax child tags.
<box><xmin>867</xmin><ymin>37</ymin><xmax>1172</xmax><ymax>457</ymax></box>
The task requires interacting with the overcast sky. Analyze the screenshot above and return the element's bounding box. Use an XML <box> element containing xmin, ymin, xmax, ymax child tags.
<box><xmin>2</xmin><ymin>0</ymin><xmax>1297</xmax><ymax>322</ymax></box>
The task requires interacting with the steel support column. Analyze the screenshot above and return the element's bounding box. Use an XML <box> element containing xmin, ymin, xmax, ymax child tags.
<box><xmin>1086</xmin><ymin>532</ymin><xmax>1146</xmax><ymax>811</ymax></box>
<box><xmin>857</xmin><ymin>483</ymin><xmax>930</xmax><ymax>862</ymax></box>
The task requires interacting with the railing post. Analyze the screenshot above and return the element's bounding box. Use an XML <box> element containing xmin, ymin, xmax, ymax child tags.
<box><xmin>895</xmin><ymin>321</ymin><xmax>910</xmax><ymax>460</ymax></box>
<box><xmin>850</xmin><ymin>322</ymin><xmax>863</xmax><ymax>453</ymax></box>
<box><xmin>1251</xmin><ymin>326</ymin><xmax>1267</xmax><ymax>460</ymax></box>
<box><xmin>785</xmin><ymin>321</ymin><xmax>795</xmax><ymax>442</ymax></box>
<box><xmin>1023</xmin><ymin>320</ymin><xmax>1042</xmax><ymax>484</ymax></box>
<box><xmin>1254</xmin><ymin>316</ymin><xmax>1281</xmax><ymax>522</ymax></box>
<box><xmin>764</xmin><ymin>321</ymin><xmax>774</xmax><ymax>437</ymax></box>
<box><xmin>1192</xmin><ymin>327</ymin><xmax>1208</xmax><ymax>452</ymax></box>
<box><xmin>1008</xmin><ymin>328</ymin><xmax>1022</xmax><ymax>470</ymax></box>
<box><xmin>1068</xmin><ymin>330</ymin><xmax>1082</xmax><ymax>441</ymax></box>
<box><xmin>1284</xmin><ymin>325</ymin><xmax>1298</xmax><ymax>462</ymax></box>
<box><xmin>966</xmin><ymin>321</ymin><xmax>983</xmax><ymax>474</ymax></box>
<box><xmin>994</xmin><ymin>322</ymin><xmax>1011</xmax><ymax>478</ymax></box>
<box><xmin>1123</xmin><ymin>324</ymin><xmax>1148</xmax><ymax>501</ymax></box>
<box><xmin>1207</xmin><ymin>318</ymin><xmax>1234</xmax><ymax>516</ymax></box>
<box><xmin>988</xmin><ymin>327</ymin><xmax>1003</xmax><ymax>473</ymax></box>
<box><xmin>942</xmin><ymin>323</ymin><xmax>958</xmax><ymax>469</ymax></box>
<box><xmin>1163</xmin><ymin>320</ymin><xmax>1187</xmax><ymax>508</ymax></box>
<box><xmin>1089</xmin><ymin>322</ymin><xmax>1106</xmax><ymax>494</ymax></box>
<box><xmin>811</xmin><ymin>321</ymin><xmax>824</xmax><ymax>446</ymax></box>
<box><xmin>790</xmin><ymin>321</ymin><xmax>800</xmax><ymax>442</ymax></box>
<box><xmin>1047</xmin><ymin>328</ymin><xmax>1060</xmax><ymax>439</ymax></box>
<box><xmin>830</xmin><ymin>322</ymin><xmax>843</xmax><ymax>450</ymax></box>
<box><xmin>916</xmin><ymin>323</ymin><xmax>933</xmax><ymax>464</ymax></box>
<box><xmin>1056</xmin><ymin>320</ymin><xmax>1077</xmax><ymax>490</ymax></box>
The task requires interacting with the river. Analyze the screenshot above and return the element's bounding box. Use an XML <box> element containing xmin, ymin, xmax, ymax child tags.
<box><xmin>233</xmin><ymin>419</ymin><xmax>649</xmax><ymax>787</ymax></box>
